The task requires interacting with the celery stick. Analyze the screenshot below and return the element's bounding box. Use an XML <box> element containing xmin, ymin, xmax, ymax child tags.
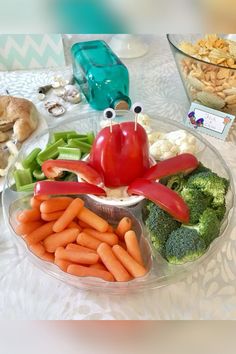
<box><xmin>67</xmin><ymin>133</ymin><xmax>88</xmax><ymax>140</ymax></box>
<box><xmin>67</xmin><ymin>139</ymin><xmax>92</xmax><ymax>153</ymax></box>
<box><xmin>77</xmin><ymin>137</ymin><xmax>90</xmax><ymax>142</ymax></box>
<box><xmin>68</xmin><ymin>136</ymin><xmax>90</xmax><ymax>144</ymax></box>
<box><xmin>58</xmin><ymin>147</ymin><xmax>81</xmax><ymax>160</ymax></box>
<box><xmin>18</xmin><ymin>183</ymin><xmax>35</xmax><ymax>193</ymax></box>
<box><xmin>52</xmin><ymin>131</ymin><xmax>76</xmax><ymax>143</ymax></box>
<box><xmin>33</xmin><ymin>169</ymin><xmax>45</xmax><ymax>180</ymax></box>
<box><xmin>22</xmin><ymin>148</ymin><xmax>41</xmax><ymax>172</ymax></box>
<box><xmin>67</xmin><ymin>139</ymin><xmax>81</xmax><ymax>148</ymax></box>
<box><xmin>14</xmin><ymin>169</ymin><xmax>33</xmax><ymax>191</ymax></box>
<box><xmin>37</xmin><ymin>138</ymin><xmax>66</xmax><ymax>165</ymax></box>
<box><xmin>87</xmin><ymin>132</ymin><xmax>95</xmax><ymax>144</ymax></box>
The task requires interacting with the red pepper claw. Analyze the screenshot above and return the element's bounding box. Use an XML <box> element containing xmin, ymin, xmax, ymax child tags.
<box><xmin>42</xmin><ymin>160</ymin><xmax>104</xmax><ymax>186</ymax></box>
<box><xmin>127</xmin><ymin>178</ymin><xmax>190</xmax><ymax>224</ymax></box>
<box><xmin>143</xmin><ymin>153</ymin><xmax>199</xmax><ymax>181</ymax></box>
<box><xmin>34</xmin><ymin>181</ymin><xmax>106</xmax><ymax>197</ymax></box>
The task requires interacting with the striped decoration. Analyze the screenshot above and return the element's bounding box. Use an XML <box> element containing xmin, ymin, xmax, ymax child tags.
<box><xmin>0</xmin><ymin>34</ymin><xmax>65</xmax><ymax>70</ymax></box>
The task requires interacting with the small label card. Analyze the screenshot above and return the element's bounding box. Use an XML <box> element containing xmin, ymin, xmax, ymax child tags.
<box><xmin>184</xmin><ymin>102</ymin><xmax>235</xmax><ymax>141</ymax></box>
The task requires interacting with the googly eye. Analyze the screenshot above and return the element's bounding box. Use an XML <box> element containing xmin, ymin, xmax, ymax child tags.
<box><xmin>131</xmin><ymin>102</ymin><xmax>143</xmax><ymax>114</ymax></box>
<box><xmin>103</xmin><ymin>108</ymin><xmax>116</xmax><ymax>120</ymax></box>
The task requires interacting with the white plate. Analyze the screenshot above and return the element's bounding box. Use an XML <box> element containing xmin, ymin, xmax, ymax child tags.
<box><xmin>0</xmin><ymin>113</ymin><xmax>48</xmax><ymax>193</ymax></box>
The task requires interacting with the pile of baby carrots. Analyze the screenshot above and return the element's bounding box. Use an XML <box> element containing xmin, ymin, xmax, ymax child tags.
<box><xmin>14</xmin><ymin>195</ymin><xmax>147</xmax><ymax>282</ymax></box>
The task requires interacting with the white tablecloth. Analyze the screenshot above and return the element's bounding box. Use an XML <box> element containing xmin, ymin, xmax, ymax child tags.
<box><xmin>0</xmin><ymin>36</ymin><xmax>236</xmax><ymax>319</ymax></box>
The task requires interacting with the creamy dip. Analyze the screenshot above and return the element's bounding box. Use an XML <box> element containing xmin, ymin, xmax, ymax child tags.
<box><xmin>103</xmin><ymin>186</ymin><xmax>129</xmax><ymax>200</ymax></box>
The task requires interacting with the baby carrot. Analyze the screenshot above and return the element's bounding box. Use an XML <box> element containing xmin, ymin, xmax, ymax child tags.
<box><xmin>40</xmin><ymin>197</ymin><xmax>73</xmax><ymax>214</ymax></box>
<box><xmin>41</xmin><ymin>211</ymin><xmax>64</xmax><ymax>222</ymax></box>
<box><xmin>30</xmin><ymin>197</ymin><xmax>42</xmax><ymax>209</ymax></box>
<box><xmin>118</xmin><ymin>240</ymin><xmax>127</xmax><ymax>250</ymax></box>
<box><xmin>67</xmin><ymin>264</ymin><xmax>115</xmax><ymax>282</ymax></box>
<box><xmin>44</xmin><ymin>228</ymin><xmax>79</xmax><ymax>253</ymax></box>
<box><xmin>112</xmin><ymin>245</ymin><xmax>147</xmax><ymax>278</ymax></box>
<box><xmin>17</xmin><ymin>208</ymin><xmax>41</xmax><ymax>223</ymax></box>
<box><xmin>29</xmin><ymin>243</ymin><xmax>46</xmax><ymax>257</ymax></box>
<box><xmin>53</xmin><ymin>198</ymin><xmax>84</xmax><ymax>233</ymax></box>
<box><xmin>78</xmin><ymin>207</ymin><xmax>109</xmax><ymax>233</ymax></box>
<box><xmin>76</xmin><ymin>232</ymin><xmax>101</xmax><ymax>250</ymax></box>
<box><xmin>97</xmin><ymin>243</ymin><xmax>132</xmax><ymax>282</ymax></box>
<box><xmin>55</xmin><ymin>247</ymin><xmax>99</xmax><ymax>265</ymax></box>
<box><xmin>15</xmin><ymin>221</ymin><xmax>43</xmax><ymax>236</ymax></box>
<box><xmin>83</xmin><ymin>228</ymin><xmax>118</xmax><ymax>246</ymax></box>
<box><xmin>29</xmin><ymin>243</ymin><xmax>54</xmax><ymax>262</ymax></box>
<box><xmin>40</xmin><ymin>252</ymin><xmax>55</xmax><ymax>263</ymax></box>
<box><xmin>66</xmin><ymin>243</ymin><xmax>97</xmax><ymax>254</ymax></box>
<box><xmin>107</xmin><ymin>225</ymin><xmax>114</xmax><ymax>233</ymax></box>
<box><xmin>67</xmin><ymin>222</ymin><xmax>81</xmax><ymax>231</ymax></box>
<box><xmin>90</xmin><ymin>263</ymin><xmax>107</xmax><ymax>271</ymax></box>
<box><xmin>124</xmin><ymin>230</ymin><xmax>144</xmax><ymax>266</ymax></box>
<box><xmin>35</xmin><ymin>195</ymin><xmax>50</xmax><ymax>201</ymax></box>
<box><xmin>25</xmin><ymin>221</ymin><xmax>55</xmax><ymax>245</ymax></box>
<box><xmin>115</xmin><ymin>217</ymin><xmax>132</xmax><ymax>239</ymax></box>
<box><xmin>54</xmin><ymin>258</ymin><xmax>72</xmax><ymax>272</ymax></box>
<box><xmin>78</xmin><ymin>220</ymin><xmax>92</xmax><ymax>229</ymax></box>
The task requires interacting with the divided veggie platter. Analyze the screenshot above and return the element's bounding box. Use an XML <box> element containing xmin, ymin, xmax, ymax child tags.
<box><xmin>2</xmin><ymin>110</ymin><xmax>234</xmax><ymax>293</ymax></box>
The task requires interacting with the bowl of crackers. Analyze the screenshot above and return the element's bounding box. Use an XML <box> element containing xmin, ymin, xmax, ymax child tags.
<box><xmin>167</xmin><ymin>34</ymin><xmax>236</xmax><ymax>115</ymax></box>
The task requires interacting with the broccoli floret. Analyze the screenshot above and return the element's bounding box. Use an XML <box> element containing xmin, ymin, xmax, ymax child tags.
<box><xmin>181</xmin><ymin>187</ymin><xmax>212</xmax><ymax>224</ymax></box>
<box><xmin>186</xmin><ymin>171</ymin><xmax>229</xmax><ymax>207</ymax></box>
<box><xmin>145</xmin><ymin>203</ymin><xmax>181</xmax><ymax>257</ymax></box>
<box><xmin>213</xmin><ymin>203</ymin><xmax>226</xmax><ymax>222</ymax></box>
<box><xmin>165</xmin><ymin>227</ymin><xmax>206</xmax><ymax>264</ymax></box>
<box><xmin>186</xmin><ymin>208</ymin><xmax>220</xmax><ymax>247</ymax></box>
<box><xmin>161</xmin><ymin>163</ymin><xmax>209</xmax><ymax>189</ymax></box>
<box><xmin>198</xmin><ymin>209</ymin><xmax>220</xmax><ymax>246</ymax></box>
<box><xmin>186</xmin><ymin>162</ymin><xmax>211</xmax><ymax>179</ymax></box>
<box><xmin>166</xmin><ymin>174</ymin><xmax>186</xmax><ymax>193</ymax></box>
<box><xmin>142</xmin><ymin>201</ymin><xmax>152</xmax><ymax>222</ymax></box>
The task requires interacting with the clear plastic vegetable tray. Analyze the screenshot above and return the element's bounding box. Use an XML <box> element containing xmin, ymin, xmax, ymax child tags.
<box><xmin>2</xmin><ymin>111</ymin><xmax>235</xmax><ymax>293</ymax></box>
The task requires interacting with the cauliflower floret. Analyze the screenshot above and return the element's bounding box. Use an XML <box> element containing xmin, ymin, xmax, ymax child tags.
<box><xmin>137</xmin><ymin>113</ymin><xmax>153</xmax><ymax>133</ymax></box>
<box><xmin>149</xmin><ymin>141</ymin><xmax>164</xmax><ymax>159</ymax></box>
<box><xmin>165</xmin><ymin>130</ymin><xmax>188</xmax><ymax>142</ymax></box>
<box><xmin>165</xmin><ymin>130</ymin><xmax>197</xmax><ymax>154</ymax></box>
<box><xmin>170</xmin><ymin>145</ymin><xmax>179</xmax><ymax>153</ymax></box>
<box><xmin>150</xmin><ymin>140</ymin><xmax>174</xmax><ymax>160</ymax></box>
<box><xmin>179</xmin><ymin>143</ymin><xmax>197</xmax><ymax>154</ymax></box>
<box><xmin>188</xmin><ymin>144</ymin><xmax>197</xmax><ymax>153</ymax></box>
<box><xmin>179</xmin><ymin>142</ymin><xmax>190</xmax><ymax>151</ymax></box>
<box><xmin>167</xmin><ymin>130</ymin><xmax>195</xmax><ymax>147</ymax></box>
<box><xmin>161</xmin><ymin>141</ymin><xmax>173</xmax><ymax>153</ymax></box>
<box><xmin>148</xmin><ymin>127</ymin><xmax>198</xmax><ymax>161</ymax></box>
<box><xmin>148</xmin><ymin>131</ymin><xmax>165</xmax><ymax>145</ymax></box>
<box><xmin>137</xmin><ymin>113</ymin><xmax>151</xmax><ymax>126</ymax></box>
<box><xmin>161</xmin><ymin>151</ymin><xmax>176</xmax><ymax>159</ymax></box>
<box><xmin>187</xmin><ymin>135</ymin><xmax>196</xmax><ymax>144</ymax></box>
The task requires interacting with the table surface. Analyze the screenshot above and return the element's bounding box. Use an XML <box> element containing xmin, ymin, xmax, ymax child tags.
<box><xmin>0</xmin><ymin>35</ymin><xmax>236</xmax><ymax>320</ymax></box>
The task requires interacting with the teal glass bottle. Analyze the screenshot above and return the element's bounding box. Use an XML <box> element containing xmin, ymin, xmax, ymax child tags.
<box><xmin>71</xmin><ymin>40</ymin><xmax>131</xmax><ymax>111</ymax></box>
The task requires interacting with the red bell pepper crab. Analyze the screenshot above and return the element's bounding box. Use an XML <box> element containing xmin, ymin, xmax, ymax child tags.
<box><xmin>35</xmin><ymin>122</ymin><xmax>199</xmax><ymax>223</ymax></box>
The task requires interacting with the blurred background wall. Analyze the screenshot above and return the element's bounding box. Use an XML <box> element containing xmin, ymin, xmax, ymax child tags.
<box><xmin>0</xmin><ymin>0</ymin><xmax>235</xmax><ymax>33</ymax></box>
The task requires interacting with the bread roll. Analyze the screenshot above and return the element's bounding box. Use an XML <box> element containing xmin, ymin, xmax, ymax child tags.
<box><xmin>0</xmin><ymin>96</ymin><xmax>38</xmax><ymax>142</ymax></box>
